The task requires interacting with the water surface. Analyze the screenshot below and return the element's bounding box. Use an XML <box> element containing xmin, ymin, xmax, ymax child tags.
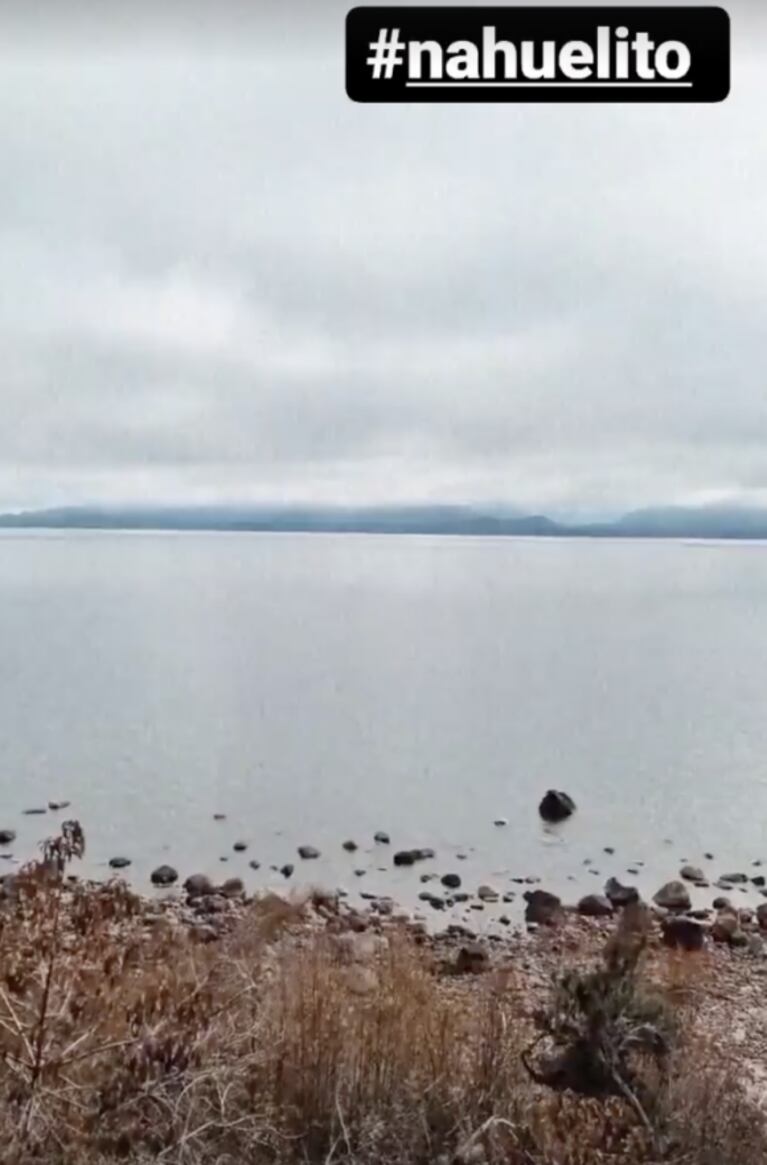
<box><xmin>0</xmin><ymin>531</ymin><xmax>765</xmax><ymax>918</ymax></box>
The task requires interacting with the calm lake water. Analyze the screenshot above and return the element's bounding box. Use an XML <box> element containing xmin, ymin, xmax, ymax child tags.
<box><xmin>1</xmin><ymin>530</ymin><xmax>767</xmax><ymax>919</ymax></box>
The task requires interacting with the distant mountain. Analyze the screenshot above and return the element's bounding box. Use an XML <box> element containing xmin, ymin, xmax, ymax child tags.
<box><xmin>0</xmin><ymin>502</ymin><xmax>766</xmax><ymax>539</ymax></box>
<box><xmin>0</xmin><ymin>504</ymin><xmax>568</xmax><ymax>537</ymax></box>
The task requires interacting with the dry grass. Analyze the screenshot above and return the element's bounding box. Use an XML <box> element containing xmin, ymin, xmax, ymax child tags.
<box><xmin>0</xmin><ymin>826</ymin><xmax>764</xmax><ymax>1165</ymax></box>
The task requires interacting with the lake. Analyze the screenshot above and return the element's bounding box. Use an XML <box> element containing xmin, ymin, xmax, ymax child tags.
<box><xmin>1</xmin><ymin>530</ymin><xmax>766</xmax><ymax>920</ymax></box>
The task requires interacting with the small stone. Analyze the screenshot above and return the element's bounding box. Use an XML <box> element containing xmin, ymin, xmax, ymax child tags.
<box><xmin>720</xmin><ymin>872</ymin><xmax>748</xmax><ymax>884</ymax></box>
<box><xmin>605</xmin><ymin>877</ymin><xmax>640</xmax><ymax>907</ymax></box>
<box><xmin>354</xmin><ymin>868</ymin><xmax>366</xmax><ymax>877</ymax></box>
<box><xmin>248</xmin><ymin>860</ymin><xmax>261</xmax><ymax>870</ymax></box>
<box><xmin>756</xmin><ymin>902</ymin><xmax>767</xmax><ymax>931</ymax></box>
<box><xmin>213</xmin><ymin>813</ymin><xmax>226</xmax><ymax>820</ymax></box>
<box><xmin>219</xmin><ymin>877</ymin><xmax>244</xmax><ymax>898</ymax></box>
<box><xmin>712</xmin><ymin>896</ymin><xmax>732</xmax><ymax>910</ymax></box>
<box><xmin>298</xmin><ymin>845</ymin><xmax>320</xmax><ymax>860</ymax></box>
<box><xmin>233</xmin><ymin>841</ymin><xmax>248</xmax><ymax>852</ymax></box>
<box><xmin>524</xmin><ymin>889</ymin><xmax>562</xmax><ymax>926</ymax></box>
<box><xmin>342</xmin><ymin>840</ymin><xmax>358</xmax><ymax>852</ymax></box>
<box><xmin>441</xmin><ymin>873</ymin><xmax>461</xmax><ymax>889</ymax></box>
<box><xmin>394</xmin><ymin>850</ymin><xmax>417</xmax><ymax>866</ymax></box>
<box><xmin>711</xmin><ymin>911</ymin><xmax>740</xmax><ymax>943</ymax></box>
<box><xmin>150</xmin><ymin>864</ymin><xmax>178</xmax><ymax>886</ymax></box>
<box><xmin>604</xmin><ymin>846</ymin><xmax>615</xmax><ymax>855</ymax></box>
<box><xmin>477</xmin><ymin>884</ymin><xmax>499</xmax><ymax>902</ymax></box>
<box><xmin>281</xmin><ymin>864</ymin><xmax>294</xmax><ymax>878</ymax></box>
<box><xmin>48</xmin><ymin>800</ymin><xmax>71</xmax><ymax>811</ymax></box>
<box><xmin>662</xmin><ymin>916</ymin><xmax>705</xmax><ymax>952</ymax></box>
<box><xmin>753</xmin><ymin>876</ymin><xmax>766</xmax><ymax>888</ymax></box>
<box><xmin>109</xmin><ymin>856</ymin><xmax>132</xmax><ymax>869</ymax></box>
<box><xmin>494</xmin><ymin>818</ymin><xmax>508</xmax><ymax>827</ymax></box>
<box><xmin>454</xmin><ymin>943</ymin><xmax>488</xmax><ymax>975</ymax></box>
<box><xmin>23</xmin><ymin>808</ymin><xmax>47</xmax><ymax>815</ymax></box>
<box><xmin>653</xmin><ymin>881</ymin><xmax>691</xmax><ymax>911</ymax></box>
<box><xmin>184</xmin><ymin>873</ymin><xmax>214</xmax><ymax>898</ymax></box>
<box><xmin>577</xmin><ymin>894</ymin><xmax>613</xmax><ymax>918</ymax></box>
<box><xmin>680</xmin><ymin>865</ymin><xmax>704</xmax><ymax>883</ymax></box>
<box><xmin>374</xmin><ymin>831</ymin><xmax>390</xmax><ymax>844</ymax></box>
<box><xmin>0</xmin><ymin>830</ymin><xmax>17</xmax><ymax>846</ymax></box>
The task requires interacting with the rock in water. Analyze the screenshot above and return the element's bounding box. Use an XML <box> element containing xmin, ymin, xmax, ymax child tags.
<box><xmin>524</xmin><ymin>889</ymin><xmax>562</xmax><ymax>925</ymax></box>
<box><xmin>298</xmin><ymin>845</ymin><xmax>320</xmax><ymax>860</ymax></box>
<box><xmin>394</xmin><ymin>850</ymin><xmax>417</xmax><ymax>866</ymax></box>
<box><xmin>109</xmin><ymin>856</ymin><xmax>131</xmax><ymax>870</ymax></box>
<box><xmin>653</xmin><ymin>881</ymin><xmax>691</xmax><ymax>911</ymax></box>
<box><xmin>441</xmin><ymin>873</ymin><xmax>461</xmax><ymax>889</ymax></box>
<box><xmin>150</xmin><ymin>864</ymin><xmax>178</xmax><ymax>886</ymax></box>
<box><xmin>374</xmin><ymin>831</ymin><xmax>390</xmax><ymax>844</ymax></box>
<box><xmin>538</xmin><ymin>790</ymin><xmax>576</xmax><ymax>822</ymax></box>
<box><xmin>233</xmin><ymin>841</ymin><xmax>248</xmax><ymax>852</ymax></box>
<box><xmin>0</xmin><ymin>830</ymin><xmax>16</xmax><ymax>846</ymax></box>
<box><xmin>577</xmin><ymin>894</ymin><xmax>613</xmax><ymax>917</ymax></box>
<box><xmin>48</xmin><ymin>800</ymin><xmax>71</xmax><ymax>811</ymax></box>
<box><xmin>342</xmin><ymin>840</ymin><xmax>358</xmax><ymax>852</ymax></box>
<box><xmin>281</xmin><ymin>863</ymin><xmax>294</xmax><ymax>878</ymax></box>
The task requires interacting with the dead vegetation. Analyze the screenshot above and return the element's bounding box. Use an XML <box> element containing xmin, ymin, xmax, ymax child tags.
<box><xmin>0</xmin><ymin>825</ymin><xmax>764</xmax><ymax>1164</ymax></box>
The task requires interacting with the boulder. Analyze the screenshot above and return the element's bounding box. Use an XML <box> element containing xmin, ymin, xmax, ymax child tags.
<box><xmin>538</xmin><ymin>790</ymin><xmax>576</xmax><ymax>822</ymax></box>
<box><xmin>661</xmin><ymin>916</ymin><xmax>705</xmax><ymax>952</ymax></box>
<box><xmin>298</xmin><ymin>845</ymin><xmax>320</xmax><ymax>860</ymax></box>
<box><xmin>577</xmin><ymin>894</ymin><xmax>613</xmax><ymax>918</ymax></box>
<box><xmin>653</xmin><ymin>881</ymin><xmax>691</xmax><ymax>911</ymax></box>
<box><xmin>184</xmin><ymin>873</ymin><xmax>214</xmax><ymax>899</ymax></box>
<box><xmin>108</xmin><ymin>856</ymin><xmax>132</xmax><ymax>870</ymax></box>
<box><xmin>680</xmin><ymin>865</ymin><xmax>705</xmax><ymax>883</ymax></box>
<box><xmin>0</xmin><ymin>830</ymin><xmax>17</xmax><ymax>846</ymax></box>
<box><xmin>441</xmin><ymin>873</ymin><xmax>461</xmax><ymax>889</ymax></box>
<box><xmin>605</xmin><ymin>877</ymin><xmax>640</xmax><ymax>907</ymax></box>
<box><xmin>524</xmin><ymin>889</ymin><xmax>562</xmax><ymax>926</ymax></box>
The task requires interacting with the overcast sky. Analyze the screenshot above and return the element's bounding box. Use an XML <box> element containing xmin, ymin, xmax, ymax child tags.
<box><xmin>0</xmin><ymin>0</ymin><xmax>763</xmax><ymax>516</ymax></box>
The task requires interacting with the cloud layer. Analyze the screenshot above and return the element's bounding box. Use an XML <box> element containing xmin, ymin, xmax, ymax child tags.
<box><xmin>0</xmin><ymin>1</ymin><xmax>764</xmax><ymax>515</ymax></box>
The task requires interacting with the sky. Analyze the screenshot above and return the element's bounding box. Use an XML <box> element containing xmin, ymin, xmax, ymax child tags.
<box><xmin>0</xmin><ymin>0</ymin><xmax>764</xmax><ymax>518</ymax></box>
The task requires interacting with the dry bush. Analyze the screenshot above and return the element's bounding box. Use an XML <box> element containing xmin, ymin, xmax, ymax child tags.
<box><xmin>0</xmin><ymin>826</ymin><xmax>765</xmax><ymax>1165</ymax></box>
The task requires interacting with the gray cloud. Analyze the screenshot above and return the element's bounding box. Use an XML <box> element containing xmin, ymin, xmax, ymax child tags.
<box><xmin>0</xmin><ymin>1</ymin><xmax>764</xmax><ymax>514</ymax></box>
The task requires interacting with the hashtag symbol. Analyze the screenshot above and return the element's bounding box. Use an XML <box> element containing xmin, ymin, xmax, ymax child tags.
<box><xmin>366</xmin><ymin>28</ymin><xmax>405</xmax><ymax>80</ymax></box>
